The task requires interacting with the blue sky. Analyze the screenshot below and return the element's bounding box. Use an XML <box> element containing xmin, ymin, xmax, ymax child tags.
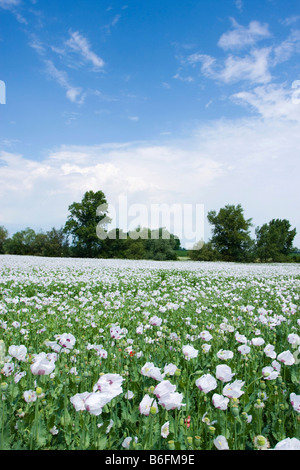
<box><xmin>0</xmin><ymin>0</ymin><xmax>300</xmax><ymax>248</ymax></box>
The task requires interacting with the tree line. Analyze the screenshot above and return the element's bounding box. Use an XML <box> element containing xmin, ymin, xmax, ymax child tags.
<box><xmin>190</xmin><ymin>203</ymin><xmax>298</xmax><ymax>263</ymax></box>
<box><xmin>0</xmin><ymin>191</ymin><xmax>179</xmax><ymax>261</ymax></box>
<box><xmin>0</xmin><ymin>191</ymin><xmax>298</xmax><ymax>262</ymax></box>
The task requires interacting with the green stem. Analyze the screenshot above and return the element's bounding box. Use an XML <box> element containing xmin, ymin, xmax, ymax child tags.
<box><xmin>1</xmin><ymin>398</ymin><xmax>5</xmax><ymax>450</ymax></box>
<box><xmin>30</xmin><ymin>397</ymin><xmax>39</xmax><ymax>450</ymax></box>
<box><xmin>246</xmin><ymin>375</ymin><xmax>263</xmax><ymax>392</ymax></box>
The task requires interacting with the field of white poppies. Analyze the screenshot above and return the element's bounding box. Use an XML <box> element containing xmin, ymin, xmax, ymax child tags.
<box><xmin>0</xmin><ymin>254</ymin><xmax>299</xmax><ymax>451</ymax></box>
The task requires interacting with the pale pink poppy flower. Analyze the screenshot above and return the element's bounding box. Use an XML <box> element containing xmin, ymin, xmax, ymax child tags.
<box><xmin>163</xmin><ymin>363</ymin><xmax>177</xmax><ymax>377</ymax></box>
<box><xmin>149</xmin><ymin>316</ymin><xmax>162</xmax><ymax>326</ymax></box>
<box><xmin>290</xmin><ymin>393</ymin><xmax>300</xmax><ymax>413</ymax></box>
<box><xmin>141</xmin><ymin>362</ymin><xmax>164</xmax><ymax>381</ymax></box>
<box><xmin>235</xmin><ymin>332</ymin><xmax>247</xmax><ymax>344</ymax></box>
<box><xmin>237</xmin><ymin>344</ymin><xmax>251</xmax><ymax>355</ymax></box>
<box><xmin>277</xmin><ymin>350</ymin><xmax>295</xmax><ymax>365</ymax></box>
<box><xmin>139</xmin><ymin>394</ymin><xmax>158</xmax><ymax>416</ymax></box>
<box><xmin>214</xmin><ymin>435</ymin><xmax>229</xmax><ymax>450</ymax></box>
<box><xmin>14</xmin><ymin>371</ymin><xmax>26</xmax><ymax>384</ymax></box>
<box><xmin>8</xmin><ymin>345</ymin><xmax>27</xmax><ymax>362</ymax></box>
<box><xmin>182</xmin><ymin>345</ymin><xmax>198</xmax><ymax>360</ymax></box>
<box><xmin>195</xmin><ymin>374</ymin><xmax>217</xmax><ymax>394</ymax></box>
<box><xmin>216</xmin><ymin>364</ymin><xmax>235</xmax><ymax>382</ymax></box>
<box><xmin>158</xmin><ymin>391</ymin><xmax>185</xmax><ymax>411</ymax></box>
<box><xmin>70</xmin><ymin>391</ymin><xmax>90</xmax><ymax>411</ymax></box>
<box><xmin>93</xmin><ymin>373</ymin><xmax>123</xmax><ymax>398</ymax></box>
<box><xmin>110</xmin><ymin>325</ymin><xmax>124</xmax><ymax>339</ymax></box>
<box><xmin>251</xmin><ymin>337</ymin><xmax>265</xmax><ymax>346</ymax></box>
<box><xmin>84</xmin><ymin>392</ymin><xmax>113</xmax><ymax>416</ymax></box>
<box><xmin>161</xmin><ymin>421</ymin><xmax>170</xmax><ymax>438</ymax></box>
<box><xmin>58</xmin><ymin>333</ymin><xmax>76</xmax><ymax>349</ymax></box>
<box><xmin>154</xmin><ymin>380</ymin><xmax>176</xmax><ymax>399</ymax></box>
<box><xmin>30</xmin><ymin>352</ymin><xmax>56</xmax><ymax>376</ymax></box>
<box><xmin>222</xmin><ymin>380</ymin><xmax>245</xmax><ymax>399</ymax></box>
<box><xmin>122</xmin><ymin>437</ymin><xmax>133</xmax><ymax>449</ymax></box>
<box><xmin>287</xmin><ymin>334</ymin><xmax>300</xmax><ymax>346</ymax></box>
<box><xmin>1</xmin><ymin>362</ymin><xmax>14</xmax><ymax>376</ymax></box>
<box><xmin>262</xmin><ymin>366</ymin><xmax>279</xmax><ymax>380</ymax></box>
<box><xmin>273</xmin><ymin>437</ymin><xmax>300</xmax><ymax>450</ymax></box>
<box><xmin>272</xmin><ymin>360</ymin><xmax>281</xmax><ymax>371</ymax></box>
<box><xmin>23</xmin><ymin>390</ymin><xmax>37</xmax><ymax>403</ymax></box>
<box><xmin>212</xmin><ymin>393</ymin><xmax>229</xmax><ymax>410</ymax></box>
<box><xmin>199</xmin><ymin>330</ymin><xmax>213</xmax><ymax>341</ymax></box>
<box><xmin>216</xmin><ymin>349</ymin><xmax>234</xmax><ymax>360</ymax></box>
<box><xmin>264</xmin><ymin>344</ymin><xmax>276</xmax><ymax>359</ymax></box>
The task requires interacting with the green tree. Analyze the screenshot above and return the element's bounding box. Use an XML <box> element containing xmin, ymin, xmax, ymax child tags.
<box><xmin>44</xmin><ymin>227</ymin><xmax>70</xmax><ymax>257</ymax></box>
<box><xmin>0</xmin><ymin>226</ymin><xmax>9</xmax><ymax>254</ymax></box>
<box><xmin>64</xmin><ymin>190</ymin><xmax>109</xmax><ymax>258</ymax></box>
<box><xmin>99</xmin><ymin>226</ymin><xmax>180</xmax><ymax>260</ymax></box>
<box><xmin>144</xmin><ymin>228</ymin><xmax>179</xmax><ymax>260</ymax></box>
<box><xmin>255</xmin><ymin>219</ymin><xmax>297</xmax><ymax>262</ymax></box>
<box><xmin>98</xmin><ymin>229</ymin><xmax>128</xmax><ymax>259</ymax></box>
<box><xmin>3</xmin><ymin>227</ymin><xmax>37</xmax><ymax>255</ymax></box>
<box><xmin>207</xmin><ymin>204</ymin><xmax>254</xmax><ymax>262</ymax></box>
<box><xmin>188</xmin><ymin>241</ymin><xmax>221</xmax><ymax>261</ymax></box>
<box><xmin>31</xmin><ymin>227</ymin><xmax>70</xmax><ymax>257</ymax></box>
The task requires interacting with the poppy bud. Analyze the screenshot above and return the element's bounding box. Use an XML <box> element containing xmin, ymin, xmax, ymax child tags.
<box><xmin>194</xmin><ymin>436</ymin><xmax>201</xmax><ymax>448</ymax></box>
<box><xmin>168</xmin><ymin>440</ymin><xmax>175</xmax><ymax>450</ymax></box>
<box><xmin>0</xmin><ymin>382</ymin><xmax>8</xmax><ymax>392</ymax></box>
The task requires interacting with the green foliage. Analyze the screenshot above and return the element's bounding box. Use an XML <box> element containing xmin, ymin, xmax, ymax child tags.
<box><xmin>99</xmin><ymin>227</ymin><xmax>179</xmax><ymax>260</ymax></box>
<box><xmin>188</xmin><ymin>241</ymin><xmax>222</xmax><ymax>261</ymax></box>
<box><xmin>3</xmin><ymin>227</ymin><xmax>37</xmax><ymax>255</ymax></box>
<box><xmin>207</xmin><ymin>204</ymin><xmax>254</xmax><ymax>262</ymax></box>
<box><xmin>0</xmin><ymin>225</ymin><xmax>8</xmax><ymax>254</ymax></box>
<box><xmin>144</xmin><ymin>228</ymin><xmax>179</xmax><ymax>261</ymax></box>
<box><xmin>63</xmin><ymin>190</ymin><xmax>109</xmax><ymax>258</ymax></box>
<box><xmin>255</xmin><ymin>219</ymin><xmax>297</xmax><ymax>262</ymax></box>
<box><xmin>0</xmin><ymin>193</ymin><xmax>298</xmax><ymax>263</ymax></box>
<box><xmin>3</xmin><ymin>227</ymin><xmax>69</xmax><ymax>257</ymax></box>
<box><xmin>0</xmin><ymin>259</ymin><xmax>299</xmax><ymax>450</ymax></box>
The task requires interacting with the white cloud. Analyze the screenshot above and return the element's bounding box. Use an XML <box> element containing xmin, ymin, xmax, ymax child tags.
<box><xmin>232</xmin><ymin>83</ymin><xmax>300</xmax><ymax>121</ymax></box>
<box><xmin>65</xmin><ymin>31</ymin><xmax>105</xmax><ymax>69</ymax></box>
<box><xmin>185</xmin><ymin>47</ymin><xmax>272</xmax><ymax>84</ymax></box>
<box><xmin>180</xmin><ymin>21</ymin><xmax>300</xmax><ymax>87</ymax></box>
<box><xmin>235</xmin><ymin>0</ymin><xmax>243</xmax><ymax>12</ymax></box>
<box><xmin>28</xmin><ymin>34</ymin><xmax>46</xmax><ymax>56</ymax></box>
<box><xmin>219</xmin><ymin>47</ymin><xmax>272</xmax><ymax>84</ymax></box>
<box><xmin>44</xmin><ymin>60</ymin><xmax>86</xmax><ymax>104</ymax></box>
<box><xmin>1</xmin><ymin>112</ymin><xmax>299</xmax><ymax>246</ymax></box>
<box><xmin>0</xmin><ymin>0</ymin><xmax>20</xmax><ymax>8</ymax></box>
<box><xmin>0</xmin><ymin>0</ymin><xmax>27</xmax><ymax>23</ymax></box>
<box><xmin>273</xmin><ymin>29</ymin><xmax>300</xmax><ymax>64</ymax></box>
<box><xmin>173</xmin><ymin>71</ymin><xmax>195</xmax><ymax>82</ymax></box>
<box><xmin>218</xmin><ymin>19</ymin><xmax>271</xmax><ymax>50</ymax></box>
<box><xmin>280</xmin><ymin>15</ymin><xmax>300</xmax><ymax>27</ymax></box>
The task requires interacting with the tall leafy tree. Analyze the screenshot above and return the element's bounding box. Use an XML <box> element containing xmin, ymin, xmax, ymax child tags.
<box><xmin>255</xmin><ymin>218</ymin><xmax>297</xmax><ymax>262</ymax></box>
<box><xmin>31</xmin><ymin>227</ymin><xmax>70</xmax><ymax>257</ymax></box>
<box><xmin>0</xmin><ymin>226</ymin><xmax>8</xmax><ymax>254</ymax></box>
<box><xmin>207</xmin><ymin>204</ymin><xmax>254</xmax><ymax>262</ymax></box>
<box><xmin>144</xmin><ymin>228</ymin><xmax>179</xmax><ymax>260</ymax></box>
<box><xmin>3</xmin><ymin>228</ymin><xmax>36</xmax><ymax>255</ymax></box>
<box><xmin>188</xmin><ymin>241</ymin><xmax>221</xmax><ymax>261</ymax></box>
<box><xmin>64</xmin><ymin>190</ymin><xmax>109</xmax><ymax>258</ymax></box>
